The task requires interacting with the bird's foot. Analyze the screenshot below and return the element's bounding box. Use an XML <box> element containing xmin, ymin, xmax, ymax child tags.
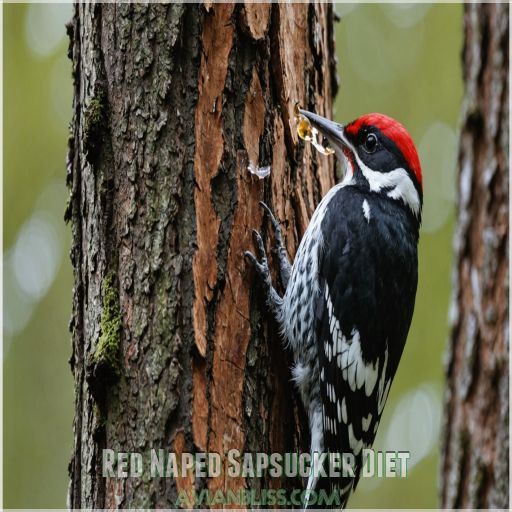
<box><xmin>259</xmin><ymin>201</ymin><xmax>292</xmax><ymax>290</ymax></box>
<box><xmin>245</xmin><ymin>229</ymin><xmax>283</xmax><ymax>321</ymax></box>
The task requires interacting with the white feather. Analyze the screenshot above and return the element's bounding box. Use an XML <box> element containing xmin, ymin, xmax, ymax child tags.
<box><xmin>341</xmin><ymin>397</ymin><xmax>348</xmax><ymax>424</ymax></box>
<box><xmin>362</xmin><ymin>199</ymin><xmax>371</xmax><ymax>222</ymax></box>
<box><xmin>362</xmin><ymin>413</ymin><xmax>372</xmax><ymax>432</ymax></box>
<box><xmin>365</xmin><ymin>358</ymin><xmax>379</xmax><ymax>397</ymax></box>
<box><xmin>348</xmin><ymin>423</ymin><xmax>363</xmax><ymax>455</ymax></box>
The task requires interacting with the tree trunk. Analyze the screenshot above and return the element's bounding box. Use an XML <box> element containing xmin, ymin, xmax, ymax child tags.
<box><xmin>66</xmin><ymin>3</ymin><xmax>337</xmax><ymax>508</ymax></box>
<box><xmin>440</xmin><ymin>4</ymin><xmax>508</xmax><ymax>509</ymax></box>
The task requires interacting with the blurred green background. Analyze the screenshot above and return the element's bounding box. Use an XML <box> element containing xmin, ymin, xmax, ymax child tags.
<box><xmin>3</xmin><ymin>3</ymin><xmax>463</xmax><ymax>508</ymax></box>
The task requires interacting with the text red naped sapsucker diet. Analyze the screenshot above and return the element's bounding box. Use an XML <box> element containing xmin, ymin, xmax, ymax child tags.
<box><xmin>245</xmin><ymin>110</ymin><xmax>422</xmax><ymax>508</ymax></box>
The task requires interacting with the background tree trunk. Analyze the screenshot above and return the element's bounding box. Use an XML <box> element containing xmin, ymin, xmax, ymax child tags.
<box><xmin>440</xmin><ymin>3</ymin><xmax>508</xmax><ymax>509</ymax></box>
<box><xmin>67</xmin><ymin>3</ymin><xmax>337</xmax><ymax>508</ymax></box>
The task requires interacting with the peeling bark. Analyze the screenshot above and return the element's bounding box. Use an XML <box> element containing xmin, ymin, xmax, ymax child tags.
<box><xmin>440</xmin><ymin>4</ymin><xmax>509</xmax><ymax>509</ymax></box>
<box><xmin>67</xmin><ymin>3</ymin><xmax>336</xmax><ymax>508</ymax></box>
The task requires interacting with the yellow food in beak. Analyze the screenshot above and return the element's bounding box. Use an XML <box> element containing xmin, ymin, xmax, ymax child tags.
<box><xmin>297</xmin><ymin>117</ymin><xmax>313</xmax><ymax>141</ymax></box>
<box><xmin>294</xmin><ymin>103</ymin><xmax>334</xmax><ymax>156</ymax></box>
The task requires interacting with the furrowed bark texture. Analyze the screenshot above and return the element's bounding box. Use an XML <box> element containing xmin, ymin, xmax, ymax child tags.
<box><xmin>66</xmin><ymin>3</ymin><xmax>337</xmax><ymax>508</ymax></box>
<box><xmin>440</xmin><ymin>4</ymin><xmax>509</xmax><ymax>509</ymax></box>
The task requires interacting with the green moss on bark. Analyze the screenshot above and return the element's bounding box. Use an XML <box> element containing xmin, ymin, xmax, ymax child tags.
<box><xmin>83</xmin><ymin>89</ymin><xmax>107</xmax><ymax>161</ymax></box>
<box><xmin>94</xmin><ymin>272</ymin><xmax>122</xmax><ymax>377</ymax></box>
<box><xmin>84</xmin><ymin>95</ymin><xmax>105</xmax><ymax>137</ymax></box>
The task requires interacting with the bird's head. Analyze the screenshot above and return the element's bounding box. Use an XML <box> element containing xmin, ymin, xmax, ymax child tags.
<box><xmin>299</xmin><ymin>109</ymin><xmax>423</xmax><ymax>221</ymax></box>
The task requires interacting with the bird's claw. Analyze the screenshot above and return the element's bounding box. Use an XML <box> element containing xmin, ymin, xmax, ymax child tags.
<box><xmin>245</xmin><ymin>231</ymin><xmax>271</xmax><ymax>285</ymax></box>
<box><xmin>251</xmin><ymin>229</ymin><xmax>267</xmax><ymax>261</ymax></box>
<box><xmin>259</xmin><ymin>201</ymin><xmax>281</xmax><ymax>233</ymax></box>
<box><xmin>258</xmin><ymin>201</ymin><xmax>292</xmax><ymax>289</ymax></box>
<box><xmin>245</xmin><ymin>209</ymin><xmax>284</xmax><ymax>320</ymax></box>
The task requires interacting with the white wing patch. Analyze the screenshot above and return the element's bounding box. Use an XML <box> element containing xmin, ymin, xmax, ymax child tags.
<box><xmin>324</xmin><ymin>284</ymin><xmax>380</xmax><ymax>394</ymax></box>
<box><xmin>322</xmin><ymin>283</ymin><xmax>391</xmax><ymax>464</ymax></box>
<box><xmin>377</xmin><ymin>348</ymin><xmax>391</xmax><ymax>415</ymax></box>
<box><xmin>348</xmin><ymin>423</ymin><xmax>363</xmax><ymax>455</ymax></box>
<box><xmin>341</xmin><ymin>397</ymin><xmax>348</xmax><ymax>423</ymax></box>
<box><xmin>345</xmin><ymin>329</ymin><xmax>379</xmax><ymax>393</ymax></box>
<box><xmin>362</xmin><ymin>199</ymin><xmax>371</xmax><ymax>223</ymax></box>
<box><xmin>365</xmin><ymin>359</ymin><xmax>379</xmax><ymax>397</ymax></box>
<box><xmin>362</xmin><ymin>413</ymin><xmax>372</xmax><ymax>432</ymax></box>
<box><xmin>378</xmin><ymin>379</ymin><xmax>391</xmax><ymax>415</ymax></box>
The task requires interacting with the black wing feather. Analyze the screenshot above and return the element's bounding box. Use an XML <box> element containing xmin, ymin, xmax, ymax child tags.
<box><xmin>314</xmin><ymin>188</ymin><xmax>418</xmax><ymax>506</ymax></box>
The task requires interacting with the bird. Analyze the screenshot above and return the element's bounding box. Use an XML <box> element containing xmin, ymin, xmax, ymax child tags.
<box><xmin>245</xmin><ymin>109</ymin><xmax>422</xmax><ymax>508</ymax></box>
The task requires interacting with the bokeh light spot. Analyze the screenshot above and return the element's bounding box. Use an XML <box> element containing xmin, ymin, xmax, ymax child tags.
<box><xmin>24</xmin><ymin>3</ymin><xmax>72</xmax><ymax>59</ymax></box>
<box><xmin>12</xmin><ymin>212</ymin><xmax>62</xmax><ymax>302</ymax></box>
<box><xmin>343</xmin><ymin>7</ymin><xmax>425</xmax><ymax>87</ymax></box>
<box><xmin>383</xmin><ymin>383</ymin><xmax>442</xmax><ymax>471</ymax></box>
<box><xmin>380</xmin><ymin>4</ymin><xmax>432</xmax><ymax>29</ymax></box>
<box><xmin>419</xmin><ymin>121</ymin><xmax>458</xmax><ymax>233</ymax></box>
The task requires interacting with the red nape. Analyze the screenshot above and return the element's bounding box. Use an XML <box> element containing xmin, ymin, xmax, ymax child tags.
<box><xmin>345</xmin><ymin>114</ymin><xmax>422</xmax><ymax>188</ymax></box>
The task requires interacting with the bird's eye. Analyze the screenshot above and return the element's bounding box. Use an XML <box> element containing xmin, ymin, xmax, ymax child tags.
<box><xmin>363</xmin><ymin>133</ymin><xmax>378</xmax><ymax>154</ymax></box>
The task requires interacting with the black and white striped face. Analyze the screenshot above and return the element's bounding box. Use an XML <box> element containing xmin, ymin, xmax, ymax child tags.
<box><xmin>299</xmin><ymin>110</ymin><xmax>423</xmax><ymax>222</ymax></box>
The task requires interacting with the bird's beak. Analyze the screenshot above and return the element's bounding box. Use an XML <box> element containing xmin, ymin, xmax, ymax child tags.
<box><xmin>298</xmin><ymin>109</ymin><xmax>347</xmax><ymax>150</ymax></box>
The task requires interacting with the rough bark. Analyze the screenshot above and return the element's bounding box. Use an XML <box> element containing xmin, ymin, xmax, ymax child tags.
<box><xmin>440</xmin><ymin>4</ymin><xmax>509</xmax><ymax>509</ymax></box>
<box><xmin>66</xmin><ymin>3</ymin><xmax>337</xmax><ymax>508</ymax></box>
